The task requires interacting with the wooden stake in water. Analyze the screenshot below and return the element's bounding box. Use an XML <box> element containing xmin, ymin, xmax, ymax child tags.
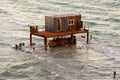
<box><xmin>19</xmin><ymin>43</ymin><xmax>22</xmax><ymax>50</ymax></box>
<box><xmin>113</xmin><ymin>71</ymin><xmax>116</xmax><ymax>79</ymax></box>
<box><xmin>22</xmin><ymin>43</ymin><xmax>25</xmax><ymax>46</ymax></box>
<box><xmin>15</xmin><ymin>44</ymin><xmax>18</xmax><ymax>50</ymax></box>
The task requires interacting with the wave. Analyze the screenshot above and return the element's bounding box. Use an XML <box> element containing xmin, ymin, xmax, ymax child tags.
<box><xmin>47</xmin><ymin>0</ymin><xmax>70</xmax><ymax>6</ymax></box>
<box><xmin>89</xmin><ymin>40</ymin><xmax>120</xmax><ymax>61</ymax></box>
<box><xmin>10</xmin><ymin>62</ymin><xmax>37</xmax><ymax>69</ymax></box>
<box><xmin>112</xmin><ymin>26</ymin><xmax>120</xmax><ymax>30</ymax></box>
<box><xmin>85</xmin><ymin>21</ymin><xmax>99</xmax><ymax>26</ymax></box>
<box><xmin>102</xmin><ymin>1</ymin><xmax>120</xmax><ymax>8</ymax></box>
<box><xmin>1</xmin><ymin>71</ymin><xmax>29</xmax><ymax>78</ymax></box>
<box><xmin>8</xmin><ymin>19</ymin><xmax>29</xmax><ymax>26</ymax></box>
<box><xmin>104</xmin><ymin>18</ymin><xmax>120</xmax><ymax>22</ymax></box>
<box><xmin>1</xmin><ymin>15</ymin><xmax>30</xmax><ymax>26</ymax></box>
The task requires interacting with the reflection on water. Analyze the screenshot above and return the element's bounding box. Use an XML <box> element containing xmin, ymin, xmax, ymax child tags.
<box><xmin>47</xmin><ymin>46</ymin><xmax>78</xmax><ymax>59</ymax></box>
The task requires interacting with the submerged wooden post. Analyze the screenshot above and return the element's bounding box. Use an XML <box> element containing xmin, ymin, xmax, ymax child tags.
<box><xmin>33</xmin><ymin>47</ymin><xmax>35</xmax><ymax>52</ymax></box>
<box><xmin>90</xmin><ymin>35</ymin><xmax>92</xmax><ymax>43</ymax></box>
<box><xmin>30</xmin><ymin>33</ymin><xmax>32</xmax><ymax>46</ymax></box>
<box><xmin>44</xmin><ymin>37</ymin><xmax>47</xmax><ymax>50</ymax></box>
<box><xmin>15</xmin><ymin>44</ymin><xmax>18</xmax><ymax>50</ymax></box>
<box><xmin>86</xmin><ymin>31</ymin><xmax>89</xmax><ymax>44</ymax></box>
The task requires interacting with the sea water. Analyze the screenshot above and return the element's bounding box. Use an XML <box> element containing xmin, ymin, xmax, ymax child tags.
<box><xmin>0</xmin><ymin>0</ymin><xmax>120</xmax><ymax>80</ymax></box>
